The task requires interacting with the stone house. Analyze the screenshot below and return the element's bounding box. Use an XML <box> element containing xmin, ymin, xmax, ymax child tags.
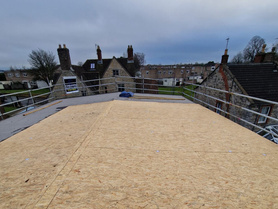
<box><xmin>52</xmin><ymin>44</ymin><xmax>138</xmax><ymax>98</ymax></box>
<box><xmin>51</xmin><ymin>44</ymin><xmax>92</xmax><ymax>99</ymax></box>
<box><xmin>82</xmin><ymin>45</ymin><xmax>137</xmax><ymax>93</ymax></box>
<box><xmin>195</xmin><ymin>48</ymin><xmax>278</xmax><ymax>130</ymax></box>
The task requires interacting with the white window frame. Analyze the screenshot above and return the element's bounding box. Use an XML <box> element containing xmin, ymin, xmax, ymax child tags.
<box><xmin>258</xmin><ymin>106</ymin><xmax>271</xmax><ymax>124</ymax></box>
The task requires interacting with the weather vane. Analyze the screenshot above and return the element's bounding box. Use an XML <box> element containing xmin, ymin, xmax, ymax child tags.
<box><xmin>226</xmin><ymin>38</ymin><xmax>230</xmax><ymax>50</ymax></box>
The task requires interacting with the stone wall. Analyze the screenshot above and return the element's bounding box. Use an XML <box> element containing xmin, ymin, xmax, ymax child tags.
<box><xmin>101</xmin><ymin>59</ymin><xmax>135</xmax><ymax>93</ymax></box>
<box><xmin>194</xmin><ymin>66</ymin><xmax>260</xmax><ymax>130</ymax></box>
<box><xmin>51</xmin><ymin>68</ymin><xmax>91</xmax><ymax>99</ymax></box>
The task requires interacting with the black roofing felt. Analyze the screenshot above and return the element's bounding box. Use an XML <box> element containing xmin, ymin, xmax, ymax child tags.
<box><xmin>227</xmin><ymin>63</ymin><xmax>278</xmax><ymax>103</ymax></box>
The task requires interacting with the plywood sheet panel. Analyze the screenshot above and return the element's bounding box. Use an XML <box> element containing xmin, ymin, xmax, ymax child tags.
<box><xmin>0</xmin><ymin>100</ymin><xmax>277</xmax><ymax>208</ymax></box>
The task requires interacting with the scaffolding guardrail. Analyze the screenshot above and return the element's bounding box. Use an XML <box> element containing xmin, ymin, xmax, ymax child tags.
<box><xmin>1</xmin><ymin>76</ymin><xmax>277</xmax><ymax>142</ymax></box>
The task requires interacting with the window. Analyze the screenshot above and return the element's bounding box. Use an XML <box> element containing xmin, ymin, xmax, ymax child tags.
<box><xmin>168</xmin><ymin>70</ymin><xmax>173</xmax><ymax>75</ymax></box>
<box><xmin>15</xmin><ymin>72</ymin><xmax>20</xmax><ymax>77</ymax></box>
<box><xmin>113</xmin><ymin>70</ymin><xmax>119</xmax><ymax>76</ymax></box>
<box><xmin>181</xmin><ymin>70</ymin><xmax>184</xmax><ymax>74</ymax></box>
<box><xmin>158</xmin><ymin>71</ymin><xmax>161</xmax><ymax>74</ymax></box>
<box><xmin>23</xmin><ymin>72</ymin><xmax>28</xmax><ymax>77</ymax></box>
<box><xmin>8</xmin><ymin>73</ymin><xmax>13</xmax><ymax>77</ymax></box>
<box><xmin>215</xmin><ymin>101</ymin><xmax>223</xmax><ymax>114</ymax></box>
<box><xmin>63</xmin><ymin>76</ymin><xmax>79</xmax><ymax>94</ymax></box>
<box><xmin>90</xmin><ymin>63</ymin><xmax>95</xmax><ymax>69</ymax></box>
<box><xmin>146</xmin><ymin>71</ymin><xmax>149</xmax><ymax>75</ymax></box>
<box><xmin>186</xmin><ymin>70</ymin><xmax>190</xmax><ymax>73</ymax></box>
<box><xmin>258</xmin><ymin>106</ymin><xmax>271</xmax><ymax>124</ymax></box>
<box><xmin>118</xmin><ymin>84</ymin><xmax>124</xmax><ymax>92</ymax></box>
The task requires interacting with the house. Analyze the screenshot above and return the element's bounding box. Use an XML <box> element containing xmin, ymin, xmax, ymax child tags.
<box><xmin>3</xmin><ymin>69</ymin><xmax>48</xmax><ymax>89</ymax></box>
<box><xmin>140</xmin><ymin>62</ymin><xmax>218</xmax><ymax>86</ymax></box>
<box><xmin>195</xmin><ymin>48</ymin><xmax>278</xmax><ymax>130</ymax></box>
<box><xmin>82</xmin><ymin>45</ymin><xmax>137</xmax><ymax>93</ymax></box>
<box><xmin>52</xmin><ymin>44</ymin><xmax>138</xmax><ymax>98</ymax></box>
<box><xmin>51</xmin><ymin>44</ymin><xmax>92</xmax><ymax>99</ymax></box>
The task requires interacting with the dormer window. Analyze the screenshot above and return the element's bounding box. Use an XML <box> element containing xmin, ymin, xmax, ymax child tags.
<box><xmin>90</xmin><ymin>63</ymin><xmax>95</xmax><ymax>69</ymax></box>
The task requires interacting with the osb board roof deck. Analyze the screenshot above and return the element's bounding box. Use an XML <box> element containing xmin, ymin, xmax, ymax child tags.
<box><xmin>0</xmin><ymin>101</ymin><xmax>278</xmax><ymax>208</ymax></box>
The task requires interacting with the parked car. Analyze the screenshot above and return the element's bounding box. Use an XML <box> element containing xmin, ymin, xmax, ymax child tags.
<box><xmin>257</xmin><ymin>125</ymin><xmax>278</xmax><ymax>144</ymax></box>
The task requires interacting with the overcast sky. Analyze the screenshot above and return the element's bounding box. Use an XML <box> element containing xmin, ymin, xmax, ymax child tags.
<box><xmin>1</xmin><ymin>0</ymin><xmax>278</xmax><ymax>69</ymax></box>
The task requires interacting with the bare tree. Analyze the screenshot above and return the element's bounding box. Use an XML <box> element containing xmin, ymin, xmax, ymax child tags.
<box><xmin>134</xmin><ymin>52</ymin><xmax>145</xmax><ymax>70</ymax></box>
<box><xmin>28</xmin><ymin>49</ymin><xmax>57</xmax><ymax>83</ymax></box>
<box><xmin>243</xmin><ymin>36</ymin><xmax>265</xmax><ymax>62</ymax></box>
<box><xmin>231</xmin><ymin>52</ymin><xmax>244</xmax><ymax>64</ymax></box>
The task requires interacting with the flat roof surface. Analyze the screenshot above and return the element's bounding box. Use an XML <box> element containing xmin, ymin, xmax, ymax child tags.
<box><xmin>0</xmin><ymin>93</ymin><xmax>192</xmax><ymax>142</ymax></box>
<box><xmin>0</xmin><ymin>100</ymin><xmax>277</xmax><ymax>208</ymax></box>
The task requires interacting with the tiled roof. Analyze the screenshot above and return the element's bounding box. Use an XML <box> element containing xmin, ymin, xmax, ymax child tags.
<box><xmin>227</xmin><ymin>63</ymin><xmax>278</xmax><ymax>103</ymax></box>
<box><xmin>83</xmin><ymin>57</ymin><xmax>136</xmax><ymax>77</ymax></box>
<box><xmin>82</xmin><ymin>59</ymin><xmax>111</xmax><ymax>78</ymax></box>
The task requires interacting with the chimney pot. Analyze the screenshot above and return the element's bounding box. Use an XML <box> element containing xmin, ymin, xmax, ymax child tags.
<box><xmin>59</xmin><ymin>44</ymin><xmax>62</xmax><ymax>48</ymax></box>
<box><xmin>63</xmin><ymin>44</ymin><xmax>66</xmax><ymax>48</ymax></box>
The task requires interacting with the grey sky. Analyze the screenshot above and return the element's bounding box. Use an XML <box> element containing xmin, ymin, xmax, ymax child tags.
<box><xmin>1</xmin><ymin>0</ymin><xmax>278</xmax><ymax>69</ymax></box>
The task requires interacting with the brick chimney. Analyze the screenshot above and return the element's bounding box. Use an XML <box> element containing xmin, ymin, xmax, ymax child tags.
<box><xmin>57</xmin><ymin>44</ymin><xmax>71</xmax><ymax>70</ymax></box>
<box><xmin>254</xmin><ymin>44</ymin><xmax>266</xmax><ymax>63</ymax></box>
<box><xmin>221</xmin><ymin>49</ymin><xmax>229</xmax><ymax>64</ymax></box>
<box><xmin>127</xmin><ymin>45</ymin><xmax>134</xmax><ymax>63</ymax></box>
<box><xmin>97</xmin><ymin>45</ymin><xmax>102</xmax><ymax>64</ymax></box>
<box><xmin>263</xmin><ymin>47</ymin><xmax>276</xmax><ymax>63</ymax></box>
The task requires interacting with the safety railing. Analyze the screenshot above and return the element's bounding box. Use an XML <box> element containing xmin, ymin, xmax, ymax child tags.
<box><xmin>1</xmin><ymin>76</ymin><xmax>277</xmax><ymax>144</ymax></box>
<box><xmin>0</xmin><ymin>85</ymin><xmax>53</xmax><ymax>119</ymax></box>
<box><xmin>180</xmin><ymin>81</ymin><xmax>278</xmax><ymax>143</ymax></box>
